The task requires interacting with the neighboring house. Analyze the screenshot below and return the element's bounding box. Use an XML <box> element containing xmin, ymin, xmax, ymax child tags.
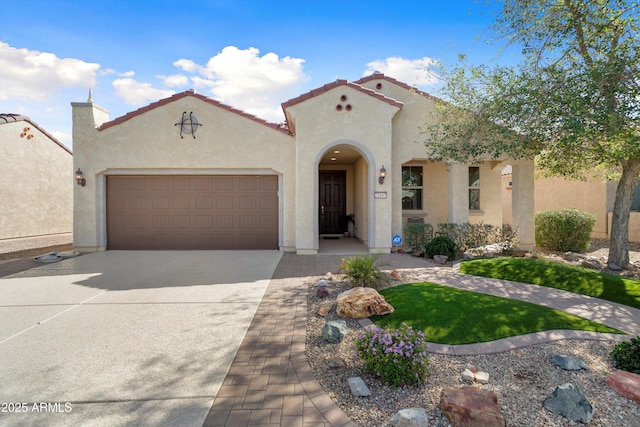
<box><xmin>0</xmin><ymin>114</ymin><xmax>74</xmax><ymax>254</ymax></box>
<box><xmin>71</xmin><ymin>73</ymin><xmax>535</xmax><ymax>254</ymax></box>
<box><xmin>502</xmin><ymin>168</ymin><xmax>640</xmax><ymax>243</ymax></box>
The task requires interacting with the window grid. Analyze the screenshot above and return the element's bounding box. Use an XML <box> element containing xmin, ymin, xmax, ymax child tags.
<box><xmin>469</xmin><ymin>166</ymin><xmax>480</xmax><ymax>211</ymax></box>
<box><xmin>402</xmin><ymin>166</ymin><xmax>423</xmax><ymax>210</ymax></box>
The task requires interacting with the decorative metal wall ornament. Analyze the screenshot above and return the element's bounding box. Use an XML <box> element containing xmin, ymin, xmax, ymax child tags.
<box><xmin>174</xmin><ymin>111</ymin><xmax>202</xmax><ymax>139</ymax></box>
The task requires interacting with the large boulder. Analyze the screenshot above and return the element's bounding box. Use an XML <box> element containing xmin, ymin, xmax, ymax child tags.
<box><xmin>549</xmin><ymin>354</ymin><xmax>589</xmax><ymax>371</ymax></box>
<box><xmin>607</xmin><ymin>370</ymin><xmax>640</xmax><ymax>402</ymax></box>
<box><xmin>389</xmin><ymin>407</ymin><xmax>429</xmax><ymax>427</ymax></box>
<box><xmin>322</xmin><ymin>320</ymin><xmax>348</xmax><ymax>344</ymax></box>
<box><xmin>440</xmin><ymin>387</ymin><xmax>505</xmax><ymax>427</ymax></box>
<box><xmin>336</xmin><ymin>287</ymin><xmax>394</xmax><ymax>319</ymax></box>
<box><xmin>347</xmin><ymin>377</ymin><xmax>371</xmax><ymax>397</ymax></box>
<box><xmin>543</xmin><ymin>383</ymin><xmax>594</xmax><ymax>423</ymax></box>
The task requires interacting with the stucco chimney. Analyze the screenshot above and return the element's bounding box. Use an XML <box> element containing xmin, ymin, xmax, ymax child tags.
<box><xmin>71</xmin><ymin>89</ymin><xmax>110</xmax><ymax>144</ymax></box>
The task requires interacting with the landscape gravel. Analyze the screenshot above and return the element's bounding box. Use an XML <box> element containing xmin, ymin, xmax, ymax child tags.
<box><xmin>305</xmin><ymin>243</ymin><xmax>640</xmax><ymax>426</ymax></box>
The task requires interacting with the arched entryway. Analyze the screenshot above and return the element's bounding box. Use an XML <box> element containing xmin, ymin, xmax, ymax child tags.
<box><xmin>316</xmin><ymin>142</ymin><xmax>373</xmax><ymax>253</ymax></box>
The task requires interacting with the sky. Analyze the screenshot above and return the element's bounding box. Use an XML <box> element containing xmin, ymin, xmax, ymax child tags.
<box><xmin>0</xmin><ymin>0</ymin><xmax>523</xmax><ymax>149</ymax></box>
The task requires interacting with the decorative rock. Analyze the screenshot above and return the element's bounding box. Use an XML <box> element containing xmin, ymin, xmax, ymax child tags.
<box><xmin>462</xmin><ymin>253</ymin><xmax>475</xmax><ymax>260</ymax></box>
<box><xmin>336</xmin><ymin>287</ymin><xmax>394</xmax><ymax>319</ymax></box>
<box><xmin>327</xmin><ymin>356</ymin><xmax>347</xmax><ymax>370</ymax></box>
<box><xmin>324</xmin><ymin>272</ymin><xmax>333</xmax><ymax>281</ymax></box>
<box><xmin>317</xmin><ymin>306</ymin><xmax>330</xmax><ymax>317</ymax></box>
<box><xmin>317</xmin><ymin>279</ymin><xmax>327</xmax><ymax>287</ymax></box>
<box><xmin>543</xmin><ymin>383</ymin><xmax>594</xmax><ymax>423</ymax></box>
<box><xmin>609</xmin><ymin>262</ymin><xmax>622</xmax><ymax>271</ymax></box>
<box><xmin>563</xmin><ymin>252</ymin><xmax>580</xmax><ymax>262</ymax></box>
<box><xmin>433</xmin><ymin>255</ymin><xmax>448</xmax><ymax>264</ymax></box>
<box><xmin>440</xmin><ymin>387</ymin><xmax>505</xmax><ymax>427</ymax></box>
<box><xmin>462</xmin><ymin>369</ymin><xmax>475</xmax><ymax>383</ymax></box>
<box><xmin>549</xmin><ymin>354</ymin><xmax>589</xmax><ymax>371</ymax></box>
<box><xmin>581</xmin><ymin>259</ymin><xmax>603</xmax><ymax>270</ymax></box>
<box><xmin>389</xmin><ymin>407</ymin><xmax>429</xmax><ymax>427</ymax></box>
<box><xmin>322</xmin><ymin>320</ymin><xmax>348</xmax><ymax>344</ymax></box>
<box><xmin>347</xmin><ymin>376</ymin><xmax>371</xmax><ymax>397</ymax></box>
<box><xmin>475</xmin><ymin>371</ymin><xmax>490</xmax><ymax>384</ymax></box>
<box><xmin>390</xmin><ymin>269</ymin><xmax>402</xmax><ymax>279</ymax></box>
<box><xmin>397</xmin><ymin>248</ymin><xmax>406</xmax><ymax>254</ymax></box>
<box><xmin>316</xmin><ymin>286</ymin><xmax>329</xmax><ymax>298</ymax></box>
<box><xmin>607</xmin><ymin>370</ymin><xmax>640</xmax><ymax>402</ymax></box>
<box><xmin>466</xmin><ymin>363</ymin><xmax>478</xmax><ymax>373</ymax></box>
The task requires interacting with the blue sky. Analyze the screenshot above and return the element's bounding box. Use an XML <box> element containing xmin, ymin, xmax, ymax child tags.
<box><xmin>0</xmin><ymin>0</ymin><xmax>521</xmax><ymax>148</ymax></box>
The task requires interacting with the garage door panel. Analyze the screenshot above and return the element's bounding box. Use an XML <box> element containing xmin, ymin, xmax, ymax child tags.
<box><xmin>195</xmin><ymin>196</ymin><xmax>213</xmax><ymax>210</ymax></box>
<box><xmin>216</xmin><ymin>196</ymin><xmax>233</xmax><ymax>210</ymax></box>
<box><xmin>152</xmin><ymin>215</ymin><xmax>171</xmax><ymax>229</ymax></box>
<box><xmin>239</xmin><ymin>196</ymin><xmax>256</xmax><ymax>210</ymax></box>
<box><xmin>216</xmin><ymin>215</ymin><xmax>233</xmax><ymax>228</ymax></box>
<box><xmin>107</xmin><ymin>175</ymin><xmax>278</xmax><ymax>250</ymax></box>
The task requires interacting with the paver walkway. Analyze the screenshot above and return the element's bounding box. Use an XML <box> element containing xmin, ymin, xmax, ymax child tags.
<box><xmin>203</xmin><ymin>252</ymin><xmax>640</xmax><ymax>426</ymax></box>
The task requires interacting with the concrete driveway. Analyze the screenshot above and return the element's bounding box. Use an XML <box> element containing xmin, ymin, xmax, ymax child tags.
<box><xmin>0</xmin><ymin>250</ymin><xmax>282</xmax><ymax>427</ymax></box>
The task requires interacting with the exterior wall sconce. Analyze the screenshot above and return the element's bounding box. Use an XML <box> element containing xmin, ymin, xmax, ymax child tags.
<box><xmin>174</xmin><ymin>111</ymin><xmax>202</xmax><ymax>139</ymax></box>
<box><xmin>378</xmin><ymin>165</ymin><xmax>387</xmax><ymax>185</ymax></box>
<box><xmin>75</xmin><ymin>168</ymin><xmax>86</xmax><ymax>187</ymax></box>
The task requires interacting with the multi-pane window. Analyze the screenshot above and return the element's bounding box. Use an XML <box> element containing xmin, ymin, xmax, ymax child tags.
<box><xmin>402</xmin><ymin>166</ymin><xmax>423</xmax><ymax>210</ymax></box>
<box><xmin>469</xmin><ymin>166</ymin><xmax>480</xmax><ymax>210</ymax></box>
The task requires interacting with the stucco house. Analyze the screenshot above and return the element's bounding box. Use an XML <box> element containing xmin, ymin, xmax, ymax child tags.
<box><xmin>71</xmin><ymin>73</ymin><xmax>534</xmax><ymax>254</ymax></box>
<box><xmin>0</xmin><ymin>114</ymin><xmax>73</xmax><ymax>254</ymax></box>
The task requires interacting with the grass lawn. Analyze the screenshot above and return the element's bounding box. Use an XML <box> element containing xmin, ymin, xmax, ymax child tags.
<box><xmin>371</xmin><ymin>282</ymin><xmax>623</xmax><ymax>345</ymax></box>
<box><xmin>459</xmin><ymin>257</ymin><xmax>640</xmax><ymax>310</ymax></box>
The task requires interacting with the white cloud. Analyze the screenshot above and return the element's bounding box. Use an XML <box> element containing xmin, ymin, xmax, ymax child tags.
<box><xmin>112</xmin><ymin>78</ymin><xmax>175</xmax><ymax>105</ymax></box>
<box><xmin>364</xmin><ymin>56</ymin><xmax>440</xmax><ymax>86</ymax></box>
<box><xmin>0</xmin><ymin>41</ymin><xmax>100</xmax><ymax>101</ymax></box>
<box><xmin>173</xmin><ymin>46</ymin><xmax>308</xmax><ymax>122</ymax></box>
<box><xmin>159</xmin><ymin>74</ymin><xmax>189</xmax><ymax>87</ymax></box>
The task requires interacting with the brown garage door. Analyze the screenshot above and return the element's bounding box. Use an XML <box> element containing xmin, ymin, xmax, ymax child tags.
<box><xmin>107</xmin><ymin>175</ymin><xmax>278</xmax><ymax>250</ymax></box>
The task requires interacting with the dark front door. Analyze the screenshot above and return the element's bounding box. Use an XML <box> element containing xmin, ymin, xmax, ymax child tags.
<box><xmin>319</xmin><ymin>171</ymin><xmax>346</xmax><ymax>234</ymax></box>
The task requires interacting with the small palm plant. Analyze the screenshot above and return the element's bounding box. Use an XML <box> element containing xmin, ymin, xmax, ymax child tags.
<box><xmin>339</xmin><ymin>255</ymin><xmax>389</xmax><ymax>289</ymax></box>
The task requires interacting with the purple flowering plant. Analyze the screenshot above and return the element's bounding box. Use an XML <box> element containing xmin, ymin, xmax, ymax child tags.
<box><xmin>355</xmin><ymin>322</ymin><xmax>430</xmax><ymax>386</ymax></box>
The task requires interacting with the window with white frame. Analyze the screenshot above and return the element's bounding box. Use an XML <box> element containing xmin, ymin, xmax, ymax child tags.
<box><xmin>402</xmin><ymin>166</ymin><xmax>423</xmax><ymax>210</ymax></box>
<box><xmin>469</xmin><ymin>166</ymin><xmax>480</xmax><ymax>210</ymax></box>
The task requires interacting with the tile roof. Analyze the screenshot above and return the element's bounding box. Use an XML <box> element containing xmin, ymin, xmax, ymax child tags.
<box><xmin>354</xmin><ymin>72</ymin><xmax>441</xmax><ymax>102</ymax></box>
<box><xmin>97</xmin><ymin>90</ymin><xmax>291</xmax><ymax>135</ymax></box>
<box><xmin>0</xmin><ymin>113</ymin><xmax>72</xmax><ymax>155</ymax></box>
<box><xmin>280</xmin><ymin>79</ymin><xmax>404</xmax><ymax>111</ymax></box>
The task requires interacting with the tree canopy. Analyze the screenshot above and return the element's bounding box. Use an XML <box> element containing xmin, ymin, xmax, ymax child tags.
<box><xmin>423</xmin><ymin>0</ymin><xmax>640</xmax><ymax>267</ymax></box>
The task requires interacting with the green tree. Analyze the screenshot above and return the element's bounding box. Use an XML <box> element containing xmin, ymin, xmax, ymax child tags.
<box><xmin>424</xmin><ymin>0</ymin><xmax>639</xmax><ymax>268</ymax></box>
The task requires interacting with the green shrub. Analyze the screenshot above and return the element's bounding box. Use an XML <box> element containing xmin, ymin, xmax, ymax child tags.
<box><xmin>339</xmin><ymin>255</ymin><xmax>389</xmax><ymax>289</ymax></box>
<box><xmin>436</xmin><ymin>222</ymin><xmax>519</xmax><ymax>254</ymax></box>
<box><xmin>535</xmin><ymin>209</ymin><xmax>596</xmax><ymax>252</ymax></box>
<box><xmin>425</xmin><ymin>235</ymin><xmax>458</xmax><ymax>260</ymax></box>
<box><xmin>403</xmin><ymin>223</ymin><xmax>433</xmax><ymax>252</ymax></box>
<box><xmin>610</xmin><ymin>336</ymin><xmax>640</xmax><ymax>374</ymax></box>
<box><xmin>355</xmin><ymin>323</ymin><xmax>430</xmax><ymax>386</ymax></box>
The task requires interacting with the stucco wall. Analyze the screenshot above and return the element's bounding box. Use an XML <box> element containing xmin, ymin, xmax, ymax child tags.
<box><xmin>535</xmin><ymin>176</ymin><xmax>609</xmax><ymax>238</ymax></box>
<box><xmin>72</xmin><ymin>96</ymin><xmax>295</xmax><ymax>252</ymax></box>
<box><xmin>360</xmin><ymin>77</ymin><xmax>510</xmax><ymax>237</ymax></box>
<box><xmin>469</xmin><ymin>163</ymin><xmax>503</xmax><ymax>225</ymax></box>
<box><xmin>0</xmin><ymin>120</ymin><xmax>73</xmax><ymax>250</ymax></box>
<box><xmin>285</xmin><ymin>85</ymin><xmax>400</xmax><ymax>253</ymax></box>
